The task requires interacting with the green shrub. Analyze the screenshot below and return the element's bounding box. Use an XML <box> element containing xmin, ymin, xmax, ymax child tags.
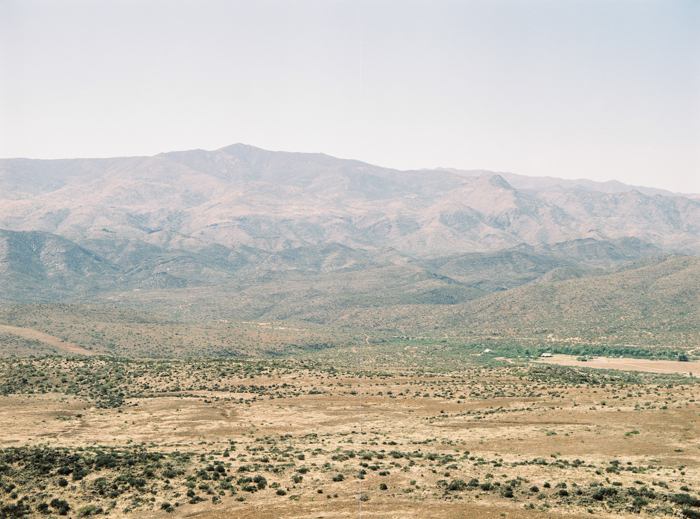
<box><xmin>672</xmin><ymin>494</ymin><xmax>700</xmax><ymax>507</ymax></box>
<box><xmin>49</xmin><ymin>499</ymin><xmax>70</xmax><ymax>516</ymax></box>
<box><xmin>253</xmin><ymin>475</ymin><xmax>267</xmax><ymax>489</ymax></box>
<box><xmin>447</xmin><ymin>479</ymin><xmax>467</xmax><ymax>491</ymax></box>
<box><xmin>592</xmin><ymin>487</ymin><xmax>617</xmax><ymax>501</ymax></box>
<box><xmin>77</xmin><ymin>505</ymin><xmax>97</xmax><ymax>517</ymax></box>
<box><xmin>632</xmin><ymin>497</ymin><xmax>648</xmax><ymax>508</ymax></box>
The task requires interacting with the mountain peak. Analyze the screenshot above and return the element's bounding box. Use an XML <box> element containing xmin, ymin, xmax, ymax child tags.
<box><xmin>1</xmin><ymin>144</ymin><xmax>699</xmax><ymax>256</ymax></box>
<box><xmin>469</xmin><ymin>172</ymin><xmax>516</xmax><ymax>191</ymax></box>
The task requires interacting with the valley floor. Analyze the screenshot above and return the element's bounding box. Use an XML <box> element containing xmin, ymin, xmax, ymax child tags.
<box><xmin>0</xmin><ymin>358</ymin><xmax>698</xmax><ymax>518</ymax></box>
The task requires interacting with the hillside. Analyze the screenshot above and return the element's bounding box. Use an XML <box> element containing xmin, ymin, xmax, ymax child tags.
<box><xmin>0</xmin><ymin>228</ymin><xmax>671</xmax><ymax>319</ymax></box>
<box><xmin>344</xmin><ymin>255</ymin><xmax>700</xmax><ymax>351</ymax></box>
<box><xmin>1</xmin><ymin>144</ymin><xmax>699</xmax><ymax>257</ymax></box>
<box><xmin>1</xmin><ymin>231</ymin><xmax>697</xmax><ymax>357</ymax></box>
<box><xmin>0</xmin><ymin>253</ymin><xmax>697</xmax><ymax>359</ymax></box>
<box><xmin>1</xmin><ymin>144</ymin><xmax>698</xmax><ymax>359</ymax></box>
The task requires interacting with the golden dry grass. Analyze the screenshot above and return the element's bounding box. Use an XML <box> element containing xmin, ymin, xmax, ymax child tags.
<box><xmin>0</xmin><ymin>358</ymin><xmax>698</xmax><ymax>518</ymax></box>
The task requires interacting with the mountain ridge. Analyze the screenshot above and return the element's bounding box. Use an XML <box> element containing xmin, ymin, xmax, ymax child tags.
<box><xmin>1</xmin><ymin>144</ymin><xmax>699</xmax><ymax>257</ymax></box>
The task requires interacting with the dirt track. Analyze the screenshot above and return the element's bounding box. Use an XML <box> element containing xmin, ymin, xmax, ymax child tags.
<box><xmin>0</xmin><ymin>324</ymin><xmax>95</xmax><ymax>355</ymax></box>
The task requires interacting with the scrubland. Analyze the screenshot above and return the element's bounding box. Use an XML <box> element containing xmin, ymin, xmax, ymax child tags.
<box><xmin>1</xmin><ymin>355</ymin><xmax>699</xmax><ymax>519</ymax></box>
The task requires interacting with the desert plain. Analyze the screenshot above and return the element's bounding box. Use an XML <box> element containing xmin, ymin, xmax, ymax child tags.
<box><xmin>1</xmin><ymin>146</ymin><xmax>699</xmax><ymax>518</ymax></box>
<box><xmin>1</xmin><ymin>352</ymin><xmax>699</xmax><ymax>519</ymax></box>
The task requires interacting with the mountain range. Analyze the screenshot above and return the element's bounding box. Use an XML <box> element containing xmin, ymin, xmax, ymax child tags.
<box><xmin>1</xmin><ymin>144</ymin><xmax>699</xmax><ymax>258</ymax></box>
<box><xmin>0</xmin><ymin>144</ymin><xmax>698</xmax><ymax>350</ymax></box>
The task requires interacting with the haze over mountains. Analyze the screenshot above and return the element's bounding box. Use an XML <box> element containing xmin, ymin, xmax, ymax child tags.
<box><xmin>1</xmin><ymin>144</ymin><xmax>699</xmax><ymax>257</ymax></box>
<box><xmin>0</xmin><ymin>144</ymin><xmax>698</xmax><ymax>344</ymax></box>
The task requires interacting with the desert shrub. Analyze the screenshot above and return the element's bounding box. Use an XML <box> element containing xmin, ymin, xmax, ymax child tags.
<box><xmin>49</xmin><ymin>499</ymin><xmax>70</xmax><ymax>516</ymax></box>
<box><xmin>672</xmin><ymin>494</ymin><xmax>700</xmax><ymax>507</ymax></box>
<box><xmin>632</xmin><ymin>497</ymin><xmax>648</xmax><ymax>508</ymax></box>
<box><xmin>592</xmin><ymin>487</ymin><xmax>617</xmax><ymax>501</ymax></box>
<box><xmin>72</xmin><ymin>468</ymin><xmax>89</xmax><ymax>481</ymax></box>
<box><xmin>0</xmin><ymin>501</ymin><xmax>32</xmax><ymax>518</ymax></box>
<box><xmin>447</xmin><ymin>479</ymin><xmax>467</xmax><ymax>491</ymax></box>
<box><xmin>76</xmin><ymin>505</ymin><xmax>97</xmax><ymax>517</ymax></box>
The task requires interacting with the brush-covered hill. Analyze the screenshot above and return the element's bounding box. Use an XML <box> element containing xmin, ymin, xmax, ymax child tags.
<box><xmin>348</xmin><ymin>254</ymin><xmax>700</xmax><ymax>350</ymax></box>
<box><xmin>0</xmin><ymin>252</ymin><xmax>697</xmax><ymax>358</ymax></box>
<box><xmin>4</xmin><ymin>227</ymin><xmax>693</xmax><ymax>353</ymax></box>
<box><xmin>0</xmin><ymin>229</ymin><xmax>668</xmax><ymax>315</ymax></box>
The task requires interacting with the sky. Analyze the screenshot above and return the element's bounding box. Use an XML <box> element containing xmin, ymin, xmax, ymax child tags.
<box><xmin>1</xmin><ymin>0</ymin><xmax>699</xmax><ymax>193</ymax></box>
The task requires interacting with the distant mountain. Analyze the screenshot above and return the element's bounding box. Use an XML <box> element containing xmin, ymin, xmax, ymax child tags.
<box><xmin>0</xmin><ymin>229</ymin><xmax>117</xmax><ymax>300</ymax></box>
<box><xmin>418</xmin><ymin>237</ymin><xmax>661</xmax><ymax>293</ymax></box>
<box><xmin>441</xmin><ymin>168</ymin><xmax>700</xmax><ymax>199</ymax></box>
<box><xmin>0</xmin><ymin>226</ymin><xmax>675</xmax><ymax>322</ymax></box>
<box><xmin>453</xmin><ymin>254</ymin><xmax>700</xmax><ymax>344</ymax></box>
<box><xmin>1</xmin><ymin>144</ymin><xmax>699</xmax><ymax>257</ymax></box>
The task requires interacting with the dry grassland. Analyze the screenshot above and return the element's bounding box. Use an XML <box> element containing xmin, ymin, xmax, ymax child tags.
<box><xmin>0</xmin><ymin>358</ymin><xmax>699</xmax><ymax>518</ymax></box>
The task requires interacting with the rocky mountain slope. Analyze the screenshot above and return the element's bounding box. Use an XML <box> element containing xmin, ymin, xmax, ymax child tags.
<box><xmin>1</xmin><ymin>144</ymin><xmax>699</xmax><ymax>257</ymax></box>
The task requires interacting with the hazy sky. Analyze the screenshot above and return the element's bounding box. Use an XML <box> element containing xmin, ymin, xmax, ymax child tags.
<box><xmin>1</xmin><ymin>0</ymin><xmax>699</xmax><ymax>193</ymax></box>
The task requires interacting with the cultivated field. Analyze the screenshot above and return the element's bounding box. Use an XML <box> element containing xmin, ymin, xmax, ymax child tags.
<box><xmin>536</xmin><ymin>354</ymin><xmax>700</xmax><ymax>376</ymax></box>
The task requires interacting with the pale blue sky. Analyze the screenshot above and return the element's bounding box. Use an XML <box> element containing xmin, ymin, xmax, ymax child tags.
<box><xmin>1</xmin><ymin>0</ymin><xmax>699</xmax><ymax>192</ymax></box>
